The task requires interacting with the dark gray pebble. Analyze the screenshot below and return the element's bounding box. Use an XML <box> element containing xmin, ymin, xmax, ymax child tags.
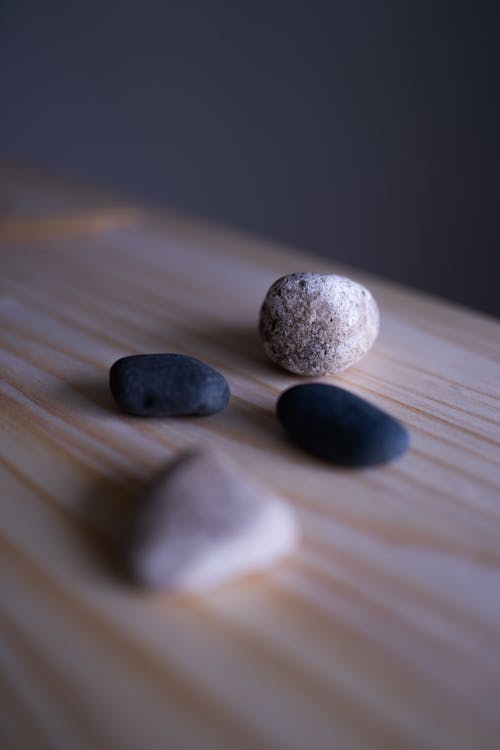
<box><xmin>277</xmin><ymin>383</ymin><xmax>409</xmax><ymax>467</ymax></box>
<box><xmin>109</xmin><ymin>354</ymin><xmax>230</xmax><ymax>417</ymax></box>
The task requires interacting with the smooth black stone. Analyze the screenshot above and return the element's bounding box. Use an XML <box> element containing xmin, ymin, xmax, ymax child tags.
<box><xmin>277</xmin><ymin>383</ymin><xmax>409</xmax><ymax>467</ymax></box>
<box><xmin>109</xmin><ymin>354</ymin><xmax>230</xmax><ymax>417</ymax></box>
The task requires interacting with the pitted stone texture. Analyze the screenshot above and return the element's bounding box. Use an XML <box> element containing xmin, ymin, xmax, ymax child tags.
<box><xmin>259</xmin><ymin>273</ymin><xmax>379</xmax><ymax>375</ymax></box>
<box><xmin>127</xmin><ymin>448</ymin><xmax>299</xmax><ymax>591</ymax></box>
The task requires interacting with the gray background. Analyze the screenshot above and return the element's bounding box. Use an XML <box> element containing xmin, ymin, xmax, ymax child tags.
<box><xmin>1</xmin><ymin>1</ymin><xmax>499</xmax><ymax>316</ymax></box>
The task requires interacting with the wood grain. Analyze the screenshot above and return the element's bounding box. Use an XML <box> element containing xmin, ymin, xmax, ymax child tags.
<box><xmin>1</xmin><ymin>164</ymin><xmax>499</xmax><ymax>750</ymax></box>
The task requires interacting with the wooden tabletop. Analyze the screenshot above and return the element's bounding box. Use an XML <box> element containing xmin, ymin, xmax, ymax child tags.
<box><xmin>1</xmin><ymin>164</ymin><xmax>499</xmax><ymax>750</ymax></box>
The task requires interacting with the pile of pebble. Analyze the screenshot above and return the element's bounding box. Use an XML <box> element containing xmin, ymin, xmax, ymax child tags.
<box><xmin>109</xmin><ymin>273</ymin><xmax>409</xmax><ymax>593</ymax></box>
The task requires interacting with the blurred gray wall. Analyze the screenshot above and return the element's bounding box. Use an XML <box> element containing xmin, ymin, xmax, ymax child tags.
<box><xmin>1</xmin><ymin>1</ymin><xmax>499</xmax><ymax>316</ymax></box>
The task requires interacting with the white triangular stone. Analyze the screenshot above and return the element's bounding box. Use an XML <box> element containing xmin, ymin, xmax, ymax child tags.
<box><xmin>128</xmin><ymin>448</ymin><xmax>299</xmax><ymax>591</ymax></box>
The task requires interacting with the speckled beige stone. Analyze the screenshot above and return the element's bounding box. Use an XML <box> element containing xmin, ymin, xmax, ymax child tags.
<box><xmin>259</xmin><ymin>273</ymin><xmax>379</xmax><ymax>375</ymax></box>
<box><xmin>128</xmin><ymin>448</ymin><xmax>299</xmax><ymax>592</ymax></box>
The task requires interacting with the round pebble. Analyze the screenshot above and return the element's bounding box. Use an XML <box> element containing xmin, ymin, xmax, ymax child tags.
<box><xmin>277</xmin><ymin>383</ymin><xmax>409</xmax><ymax>467</ymax></box>
<box><xmin>127</xmin><ymin>448</ymin><xmax>299</xmax><ymax>591</ymax></box>
<box><xmin>109</xmin><ymin>354</ymin><xmax>230</xmax><ymax>417</ymax></box>
<box><xmin>259</xmin><ymin>272</ymin><xmax>379</xmax><ymax>375</ymax></box>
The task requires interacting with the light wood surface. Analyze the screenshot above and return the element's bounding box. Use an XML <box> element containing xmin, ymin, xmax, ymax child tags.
<box><xmin>1</xmin><ymin>164</ymin><xmax>499</xmax><ymax>750</ymax></box>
